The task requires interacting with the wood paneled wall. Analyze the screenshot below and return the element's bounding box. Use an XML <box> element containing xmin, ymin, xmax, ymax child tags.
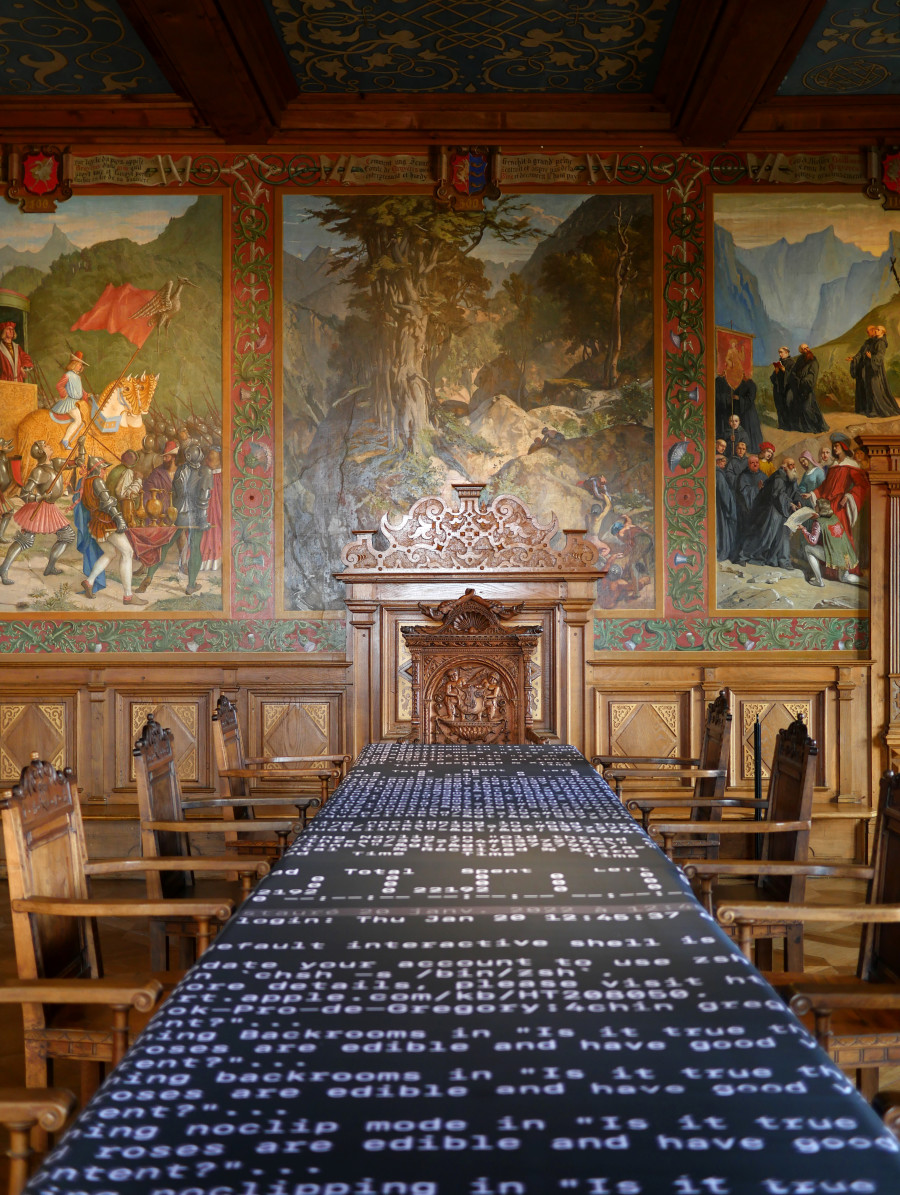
<box><xmin>589</xmin><ymin>657</ymin><xmax>876</xmax><ymax>862</ymax></box>
<box><xmin>0</xmin><ymin>658</ymin><xmax>351</xmax><ymax>803</ymax></box>
<box><xmin>0</xmin><ymin>651</ymin><xmax>876</xmax><ymax>865</ymax></box>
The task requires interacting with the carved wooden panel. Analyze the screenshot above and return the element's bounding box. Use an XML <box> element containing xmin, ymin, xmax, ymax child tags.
<box><xmin>737</xmin><ymin>696</ymin><xmax>823</xmax><ymax>785</ymax></box>
<box><xmin>115</xmin><ymin>692</ymin><xmax>210</xmax><ymax>789</ymax></box>
<box><xmin>0</xmin><ymin>699</ymin><xmax>72</xmax><ymax>781</ymax></box>
<box><xmin>247</xmin><ymin>692</ymin><xmax>343</xmax><ymax>763</ymax></box>
<box><xmin>597</xmin><ymin>694</ymin><xmax>688</xmax><ymax>763</ymax></box>
<box><xmin>402</xmin><ymin>591</ymin><xmax>541</xmax><ymax>744</ymax></box>
<box><xmin>386</xmin><ymin>605</ymin><xmax>552</xmax><ymax>741</ymax></box>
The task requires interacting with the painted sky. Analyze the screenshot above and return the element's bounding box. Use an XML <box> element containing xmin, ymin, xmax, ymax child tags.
<box><xmin>0</xmin><ymin>195</ymin><xmax>197</xmax><ymax>252</ymax></box>
<box><xmin>715</xmin><ymin>192</ymin><xmax>899</xmax><ymax>254</ymax></box>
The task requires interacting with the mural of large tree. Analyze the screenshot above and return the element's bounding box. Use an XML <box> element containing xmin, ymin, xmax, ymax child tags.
<box><xmin>308</xmin><ymin>195</ymin><xmax>529</xmax><ymax>449</ymax></box>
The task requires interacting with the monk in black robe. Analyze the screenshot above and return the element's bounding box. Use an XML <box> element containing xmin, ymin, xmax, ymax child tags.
<box><xmin>770</xmin><ymin>347</ymin><xmax>793</xmax><ymax>429</ymax></box>
<box><xmin>735</xmin><ymin>458</ymin><xmax>802</xmax><ymax>569</ymax></box>
<box><xmin>715</xmin><ymin>456</ymin><xmax>737</xmax><ymax>562</ymax></box>
<box><xmin>786</xmin><ymin>345</ymin><xmax>828</xmax><ymax>434</ymax></box>
<box><xmin>849</xmin><ymin>325</ymin><xmax>899</xmax><ymax>418</ymax></box>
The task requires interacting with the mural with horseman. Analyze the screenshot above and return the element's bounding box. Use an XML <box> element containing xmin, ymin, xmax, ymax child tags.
<box><xmin>281</xmin><ymin>192</ymin><xmax>657</xmax><ymax>614</ymax></box>
<box><xmin>0</xmin><ymin>195</ymin><xmax>223</xmax><ymax>613</ymax></box>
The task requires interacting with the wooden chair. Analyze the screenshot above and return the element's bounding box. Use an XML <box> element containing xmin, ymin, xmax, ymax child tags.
<box><xmin>597</xmin><ymin>690</ymin><xmax>748</xmax><ymax>859</ymax></box>
<box><xmin>0</xmin><ymin>756</ymin><xmax>231</xmax><ymax>1102</ymax></box>
<box><xmin>134</xmin><ymin>714</ymin><xmax>295</xmax><ymax>969</ymax></box>
<box><xmin>211</xmin><ymin>695</ymin><xmax>347</xmax><ymax>829</ymax></box>
<box><xmin>658</xmin><ymin>713</ymin><xmax>816</xmax><ymax>971</ymax></box>
<box><xmin>0</xmin><ymin>1088</ymin><xmax>75</xmax><ymax>1195</ymax></box>
<box><xmin>719</xmin><ymin>769</ymin><xmax>900</xmax><ymax>1100</ymax></box>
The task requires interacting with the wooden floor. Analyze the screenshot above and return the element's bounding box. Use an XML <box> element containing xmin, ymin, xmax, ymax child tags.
<box><xmin>1</xmin><ymin>874</ymin><xmax>898</xmax><ymax>1185</ymax></box>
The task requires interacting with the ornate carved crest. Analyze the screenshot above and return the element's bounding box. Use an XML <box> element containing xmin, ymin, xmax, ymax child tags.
<box><xmin>133</xmin><ymin>713</ymin><xmax>175</xmax><ymax>766</ymax></box>
<box><xmin>340</xmin><ymin>483</ymin><xmax>602</xmax><ymax>577</ymax></box>
<box><xmin>2</xmin><ymin>754</ymin><xmax>76</xmax><ymax>829</ymax></box>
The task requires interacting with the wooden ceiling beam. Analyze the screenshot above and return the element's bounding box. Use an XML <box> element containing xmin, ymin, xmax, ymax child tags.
<box><xmin>659</xmin><ymin>0</ymin><xmax>826</xmax><ymax>146</ymax></box>
<box><xmin>117</xmin><ymin>0</ymin><xmax>298</xmax><ymax>142</ymax></box>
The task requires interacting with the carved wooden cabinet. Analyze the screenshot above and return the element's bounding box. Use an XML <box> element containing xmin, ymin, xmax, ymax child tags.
<box><xmin>402</xmin><ymin>589</ymin><xmax>541</xmax><ymax>744</ymax></box>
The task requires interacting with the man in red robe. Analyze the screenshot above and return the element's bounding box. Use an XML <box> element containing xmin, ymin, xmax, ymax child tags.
<box><xmin>814</xmin><ymin>431</ymin><xmax>870</xmax><ymax>568</ymax></box>
<box><xmin>0</xmin><ymin>321</ymin><xmax>32</xmax><ymax>382</ymax></box>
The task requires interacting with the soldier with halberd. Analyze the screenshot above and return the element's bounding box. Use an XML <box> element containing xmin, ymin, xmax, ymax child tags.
<box><xmin>0</xmin><ymin>439</ymin><xmax>79</xmax><ymax>584</ymax></box>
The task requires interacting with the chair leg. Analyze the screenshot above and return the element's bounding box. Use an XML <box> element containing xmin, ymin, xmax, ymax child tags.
<box><xmin>6</xmin><ymin>1122</ymin><xmax>33</xmax><ymax>1195</ymax></box>
<box><xmin>784</xmin><ymin>926</ymin><xmax>804</xmax><ymax>973</ymax></box>
<box><xmin>859</xmin><ymin>1067</ymin><xmax>879</xmax><ymax>1103</ymax></box>
<box><xmin>755</xmin><ymin>937</ymin><xmax>773</xmax><ymax>972</ymax></box>
<box><xmin>80</xmin><ymin>1061</ymin><xmax>103</xmax><ymax>1106</ymax></box>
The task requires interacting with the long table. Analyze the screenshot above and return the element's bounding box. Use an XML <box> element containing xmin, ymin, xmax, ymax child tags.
<box><xmin>31</xmin><ymin>743</ymin><xmax>900</xmax><ymax>1194</ymax></box>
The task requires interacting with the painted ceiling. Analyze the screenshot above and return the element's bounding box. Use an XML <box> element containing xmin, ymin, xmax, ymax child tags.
<box><xmin>262</xmin><ymin>0</ymin><xmax>679</xmax><ymax>93</ymax></box>
<box><xmin>777</xmin><ymin>0</ymin><xmax>900</xmax><ymax>96</ymax></box>
<box><xmin>0</xmin><ymin>0</ymin><xmax>897</xmax><ymax>97</ymax></box>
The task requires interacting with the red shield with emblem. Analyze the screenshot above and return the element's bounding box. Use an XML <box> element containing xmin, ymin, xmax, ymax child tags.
<box><xmin>22</xmin><ymin>151</ymin><xmax>59</xmax><ymax>196</ymax></box>
<box><xmin>883</xmin><ymin>152</ymin><xmax>900</xmax><ymax>195</ymax></box>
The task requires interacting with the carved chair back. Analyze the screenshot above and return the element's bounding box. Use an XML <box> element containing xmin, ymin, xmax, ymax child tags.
<box><xmin>757</xmin><ymin>714</ymin><xmax>817</xmax><ymax>904</ymax></box>
<box><xmin>860</xmin><ymin>770</ymin><xmax>900</xmax><ymax>983</ymax></box>
<box><xmin>133</xmin><ymin>714</ymin><xmax>194</xmax><ymax>897</ymax></box>
<box><xmin>690</xmin><ymin>689</ymin><xmax>732</xmax><ymax>820</ymax></box>
<box><xmin>1</xmin><ymin>757</ymin><xmax>101</xmax><ymax>988</ymax></box>
<box><xmin>212</xmin><ymin>694</ymin><xmax>252</xmax><ymax>805</ymax></box>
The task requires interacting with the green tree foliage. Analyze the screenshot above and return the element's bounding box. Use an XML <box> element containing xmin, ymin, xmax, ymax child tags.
<box><xmin>24</xmin><ymin>198</ymin><xmax>222</xmax><ymax>421</ymax></box>
<box><xmin>309</xmin><ymin>195</ymin><xmax>530</xmax><ymax>449</ymax></box>
<box><xmin>538</xmin><ymin>203</ymin><xmax>652</xmax><ymax>386</ymax></box>
<box><xmin>495</xmin><ymin>274</ymin><xmax>562</xmax><ymax>402</ymax></box>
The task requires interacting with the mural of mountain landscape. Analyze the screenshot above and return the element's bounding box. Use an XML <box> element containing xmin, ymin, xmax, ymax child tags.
<box><xmin>282</xmin><ymin>192</ymin><xmax>656</xmax><ymax>613</ymax></box>
<box><xmin>713</xmin><ymin>193</ymin><xmax>900</xmax><ymax>613</ymax></box>
<box><xmin>0</xmin><ymin>195</ymin><xmax>223</xmax><ymax>615</ymax></box>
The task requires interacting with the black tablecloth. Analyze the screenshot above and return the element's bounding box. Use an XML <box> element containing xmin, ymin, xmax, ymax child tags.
<box><xmin>31</xmin><ymin>743</ymin><xmax>900</xmax><ymax>1194</ymax></box>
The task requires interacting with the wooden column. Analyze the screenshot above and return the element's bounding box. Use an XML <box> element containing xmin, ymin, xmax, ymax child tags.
<box><xmin>857</xmin><ymin>434</ymin><xmax>900</xmax><ymax>770</ymax></box>
<box><xmin>345</xmin><ymin>597</ymin><xmax>378</xmax><ymax>758</ymax></box>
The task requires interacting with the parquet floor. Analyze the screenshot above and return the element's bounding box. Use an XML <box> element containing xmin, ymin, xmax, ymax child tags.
<box><xmin>1</xmin><ymin>875</ymin><xmax>898</xmax><ymax>1188</ymax></box>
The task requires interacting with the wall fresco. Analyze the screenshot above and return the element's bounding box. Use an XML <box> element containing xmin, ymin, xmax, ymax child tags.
<box><xmin>713</xmin><ymin>191</ymin><xmax>900</xmax><ymax>615</ymax></box>
<box><xmin>0</xmin><ymin>193</ymin><xmax>224</xmax><ymax>614</ymax></box>
<box><xmin>281</xmin><ymin>191</ymin><xmax>657</xmax><ymax>617</ymax></box>
<box><xmin>0</xmin><ymin>148</ymin><xmax>878</xmax><ymax>654</ymax></box>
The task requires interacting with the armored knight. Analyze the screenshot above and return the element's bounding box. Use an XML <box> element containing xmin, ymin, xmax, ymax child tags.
<box><xmin>80</xmin><ymin>455</ymin><xmax>146</xmax><ymax>605</ymax></box>
<box><xmin>138</xmin><ymin>441</ymin><xmax>211</xmax><ymax>596</ymax></box>
<box><xmin>0</xmin><ymin>440</ymin><xmax>79</xmax><ymax>585</ymax></box>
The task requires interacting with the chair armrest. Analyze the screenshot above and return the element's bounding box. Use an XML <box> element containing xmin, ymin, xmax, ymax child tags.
<box><xmin>627</xmin><ymin>798</ymin><xmax>766</xmax><ymax>811</ymax></box>
<box><xmin>217</xmin><ymin>768</ymin><xmax>338</xmax><ymax>781</ymax></box>
<box><xmin>789</xmin><ymin>983</ymin><xmax>900</xmax><ymax>1015</ymax></box>
<box><xmin>181</xmin><ymin>797</ymin><xmax>318</xmax><ymax>809</ymax></box>
<box><xmin>684</xmin><ymin>861</ymin><xmax>874</xmax><ymax>881</ymax></box>
<box><xmin>11</xmin><ymin>897</ymin><xmax>232</xmax><ymax>921</ymax></box>
<box><xmin>0</xmin><ymin>1088</ymin><xmax>76</xmax><ymax>1134</ymax></box>
<box><xmin>653</xmin><ymin>819</ymin><xmax>808</xmax><ymax>837</ymax></box>
<box><xmin>605</xmin><ymin>767</ymin><xmax>723</xmax><ymax>783</ymax></box>
<box><xmin>143</xmin><ymin>818</ymin><xmax>298</xmax><ymax>833</ymax></box>
<box><xmin>718</xmin><ymin>902</ymin><xmax>900</xmax><ymax>926</ymax></box>
<box><xmin>0</xmin><ymin>978</ymin><xmax>163</xmax><ymax>1011</ymax></box>
<box><xmin>243</xmin><ymin>754</ymin><xmax>347</xmax><ymax>765</ymax></box>
<box><xmin>85</xmin><ymin>858</ymin><xmax>269</xmax><ymax>878</ymax></box>
<box><xmin>592</xmin><ymin>755</ymin><xmax>699</xmax><ymax>768</ymax></box>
